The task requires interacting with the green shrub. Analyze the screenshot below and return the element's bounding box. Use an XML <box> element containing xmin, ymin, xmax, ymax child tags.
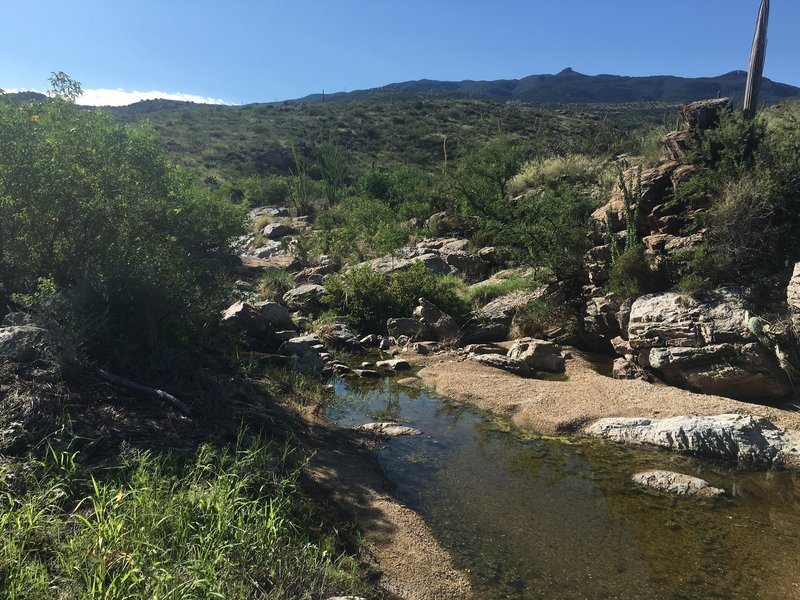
<box><xmin>323</xmin><ymin>263</ymin><xmax>468</xmax><ymax>331</ymax></box>
<box><xmin>608</xmin><ymin>246</ymin><xmax>653</xmax><ymax>297</ymax></box>
<box><xmin>313</xmin><ymin>196</ymin><xmax>408</xmax><ymax>262</ymax></box>
<box><xmin>0</xmin><ymin>86</ymin><xmax>245</xmax><ymax>371</ymax></box>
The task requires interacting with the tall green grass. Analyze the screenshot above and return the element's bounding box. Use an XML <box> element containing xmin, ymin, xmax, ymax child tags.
<box><xmin>0</xmin><ymin>436</ymin><xmax>369</xmax><ymax>599</ymax></box>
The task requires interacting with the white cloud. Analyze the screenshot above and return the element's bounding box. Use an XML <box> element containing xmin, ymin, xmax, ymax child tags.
<box><xmin>2</xmin><ymin>85</ymin><xmax>229</xmax><ymax>106</ymax></box>
<box><xmin>76</xmin><ymin>88</ymin><xmax>230</xmax><ymax>106</ymax></box>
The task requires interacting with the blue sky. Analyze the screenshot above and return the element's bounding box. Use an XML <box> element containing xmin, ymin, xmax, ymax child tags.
<box><xmin>1</xmin><ymin>0</ymin><xmax>797</xmax><ymax>105</ymax></box>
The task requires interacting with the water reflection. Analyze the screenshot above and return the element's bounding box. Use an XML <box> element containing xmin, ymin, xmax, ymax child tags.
<box><xmin>329</xmin><ymin>378</ymin><xmax>800</xmax><ymax>599</ymax></box>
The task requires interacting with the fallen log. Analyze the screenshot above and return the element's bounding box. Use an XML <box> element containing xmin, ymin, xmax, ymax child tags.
<box><xmin>97</xmin><ymin>369</ymin><xmax>192</xmax><ymax>415</ymax></box>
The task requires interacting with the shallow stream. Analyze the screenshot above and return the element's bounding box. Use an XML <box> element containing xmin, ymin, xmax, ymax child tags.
<box><xmin>328</xmin><ymin>376</ymin><xmax>800</xmax><ymax>600</ymax></box>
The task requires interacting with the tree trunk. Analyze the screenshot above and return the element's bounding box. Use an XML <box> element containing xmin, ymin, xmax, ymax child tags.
<box><xmin>743</xmin><ymin>0</ymin><xmax>770</xmax><ymax>120</ymax></box>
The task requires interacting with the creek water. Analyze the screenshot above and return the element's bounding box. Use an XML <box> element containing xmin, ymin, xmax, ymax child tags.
<box><xmin>327</xmin><ymin>375</ymin><xmax>800</xmax><ymax>600</ymax></box>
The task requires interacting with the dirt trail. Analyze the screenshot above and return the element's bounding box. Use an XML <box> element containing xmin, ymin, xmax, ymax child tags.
<box><xmin>304</xmin><ymin>430</ymin><xmax>471</xmax><ymax>600</ymax></box>
<box><xmin>414</xmin><ymin>350</ymin><xmax>800</xmax><ymax>434</ymax></box>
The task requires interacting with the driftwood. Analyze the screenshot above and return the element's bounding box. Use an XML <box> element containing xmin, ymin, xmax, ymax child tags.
<box><xmin>97</xmin><ymin>369</ymin><xmax>192</xmax><ymax>415</ymax></box>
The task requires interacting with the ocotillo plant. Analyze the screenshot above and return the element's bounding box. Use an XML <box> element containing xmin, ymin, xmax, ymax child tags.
<box><xmin>743</xmin><ymin>0</ymin><xmax>769</xmax><ymax>120</ymax></box>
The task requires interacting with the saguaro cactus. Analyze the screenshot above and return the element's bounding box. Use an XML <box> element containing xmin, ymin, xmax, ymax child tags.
<box><xmin>743</xmin><ymin>0</ymin><xmax>770</xmax><ymax>119</ymax></box>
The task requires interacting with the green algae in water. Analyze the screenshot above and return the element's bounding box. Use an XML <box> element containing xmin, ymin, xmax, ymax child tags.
<box><xmin>330</xmin><ymin>378</ymin><xmax>800</xmax><ymax>599</ymax></box>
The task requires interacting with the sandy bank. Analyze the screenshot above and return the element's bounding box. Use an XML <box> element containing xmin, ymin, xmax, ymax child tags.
<box><xmin>414</xmin><ymin>350</ymin><xmax>800</xmax><ymax>435</ymax></box>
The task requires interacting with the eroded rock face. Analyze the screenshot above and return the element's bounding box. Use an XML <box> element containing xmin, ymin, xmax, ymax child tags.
<box><xmin>632</xmin><ymin>470</ymin><xmax>725</xmax><ymax>499</ymax></box>
<box><xmin>627</xmin><ymin>289</ymin><xmax>791</xmax><ymax>400</ymax></box>
<box><xmin>586</xmin><ymin>414</ymin><xmax>797</xmax><ymax>467</ymax></box>
<box><xmin>507</xmin><ymin>339</ymin><xmax>565</xmax><ymax>373</ymax></box>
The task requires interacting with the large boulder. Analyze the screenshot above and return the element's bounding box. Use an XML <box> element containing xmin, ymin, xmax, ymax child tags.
<box><xmin>444</xmin><ymin>251</ymin><xmax>490</xmax><ymax>283</ymax></box>
<box><xmin>627</xmin><ymin>289</ymin><xmax>791</xmax><ymax>400</ymax></box>
<box><xmin>387</xmin><ymin>318</ymin><xmax>433</xmax><ymax>341</ymax></box>
<box><xmin>0</xmin><ymin>325</ymin><xmax>51</xmax><ymax>363</ymax></box>
<box><xmin>253</xmin><ymin>300</ymin><xmax>294</xmax><ymax>330</ymax></box>
<box><xmin>282</xmin><ymin>284</ymin><xmax>326</xmax><ymax>311</ymax></box>
<box><xmin>413</xmin><ymin>298</ymin><xmax>460</xmax><ymax>343</ymax></box>
<box><xmin>322</xmin><ymin>323</ymin><xmax>365</xmax><ymax>352</ymax></box>
<box><xmin>477</xmin><ymin>289</ymin><xmax>541</xmax><ymax>331</ymax></box>
<box><xmin>278</xmin><ymin>335</ymin><xmax>325</xmax><ymax>376</ymax></box>
<box><xmin>222</xmin><ymin>301</ymin><xmax>273</xmax><ymax>337</ymax></box>
<box><xmin>507</xmin><ymin>339</ymin><xmax>565</xmax><ymax>373</ymax></box>
<box><xmin>262</xmin><ymin>222</ymin><xmax>294</xmax><ymax>239</ymax></box>
<box><xmin>586</xmin><ymin>414</ymin><xmax>792</xmax><ymax>467</ymax></box>
<box><xmin>366</xmin><ymin>253</ymin><xmax>453</xmax><ymax>276</ymax></box>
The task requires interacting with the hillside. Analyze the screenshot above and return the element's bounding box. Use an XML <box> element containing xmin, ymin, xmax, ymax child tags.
<box><xmin>298</xmin><ymin>69</ymin><xmax>800</xmax><ymax>106</ymax></box>
<box><xmin>110</xmin><ymin>97</ymin><xmax>628</xmax><ymax>183</ymax></box>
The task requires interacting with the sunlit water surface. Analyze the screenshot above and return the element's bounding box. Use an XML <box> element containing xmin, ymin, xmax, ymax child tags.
<box><xmin>328</xmin><ymin>377</ymin><xmax>800</xmax><ymax>600</ymax></box>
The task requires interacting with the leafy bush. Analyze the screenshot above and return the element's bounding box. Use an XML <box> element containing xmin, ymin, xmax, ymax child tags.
<box><xmin>312</xmin><ymin>196</ymin><xmax>408</xmax><ymax>262</ymax></box>
<box><xmin>608</xmin><ymin>245</ymin><xmax>654</xmax><ymax>297</ymax></box>
<box><xmin>323</xmin><ymin>263</ymin><xmax>468</xmax><ymax>331</ymax></box>
<box><xmin>0</xmin><ymin>86</ymin><xmax>245</xmax><ymax>371</ymax></box>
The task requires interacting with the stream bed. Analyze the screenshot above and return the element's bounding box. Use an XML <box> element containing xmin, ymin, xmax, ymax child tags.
<box><xmin>327</xmin><ymin>376</ymin><xmax>800</xmax><ymax>600</ymax></box>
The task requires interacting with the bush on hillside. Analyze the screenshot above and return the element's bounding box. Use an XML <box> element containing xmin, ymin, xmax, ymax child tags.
<box><xmin>0</xmin><ymin>84</ymin><xmax>245</xmax><ymax>371</ymax></box>
<box><xmin>322</xmin><ymin>263</ymin><xmax>468</xmax><ymax>331</ymax></box>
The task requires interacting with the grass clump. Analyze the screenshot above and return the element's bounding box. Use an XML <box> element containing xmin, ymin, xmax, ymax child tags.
<box><xmin>465</xmin><ymin>276</ymin><xmax>532</xmax><ymax>308</ymax></box>
<box><xmin>0</xmin><ymin>436</ymin><xmax>370</xmax><ymax>600</ymax></box>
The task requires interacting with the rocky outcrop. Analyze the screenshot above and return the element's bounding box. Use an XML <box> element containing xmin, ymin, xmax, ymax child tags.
<box><xmin>507</xmin><ymin>339</ymin><xmax>565</xmax><ymax>373</ymax></box>
<box><xmin>413</xmin><ymin>298</ymin><xmax>460</xmax><ymax>343</ymax></box>
<box><xmin>587</xmin><ymin>414</ymin><xmax>800</xmax><ymax>468</ymax></box>
<box><xmin>631</xmin><ymin>471</ymin><xmax>725</xmax><ymax>499</ymax></box>
<box><xmin>626</xmin><ymin>289</ymin><xmax>791</xmax><ymax>400</ymax></box>
<box><xmin>282</xmin><ymin>283</ymin><xmax>326</xmax><ymax>311</ymax></box>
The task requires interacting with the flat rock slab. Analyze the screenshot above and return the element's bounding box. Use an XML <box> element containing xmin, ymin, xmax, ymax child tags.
<box><xmin>632</xmin><ymin>470</ymin><xmax>725</xmax><ymax>499</ymax></box>
<box><xmin>586</xmin><ymin>413</ymin><xmax>799</xmax><ymax>467</ymax></box>
<box><xmin>353</xmin><ymin>369</ymin><xmax>382</xmax><ymax>379</ymax></box>
<box><xmin>376</xmin><ymin>359</ymin><xmax>412</xmax><ymax>371</ymax></box>
<box><xmin>354</xmin><ymin>422</ymin><xmax>422</xmax><ymax>437</ymax></box>
<box><xmin>469</xmin><ymin>353</ymin><xmax>532</xmax><ymax>378</ymax></box>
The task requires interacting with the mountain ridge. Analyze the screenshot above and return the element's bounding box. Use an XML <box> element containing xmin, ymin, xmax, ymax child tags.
<box><xmin>297</xmin><ymin>69</ymin><xmax>799</xmax><ymax>106</ymax></box>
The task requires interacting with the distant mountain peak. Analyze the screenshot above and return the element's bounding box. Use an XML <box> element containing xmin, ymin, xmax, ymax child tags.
<box><xmin>296</xmin><ymin>70</ymin><xmax>799</xmax><ymax>106</ymax></box>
